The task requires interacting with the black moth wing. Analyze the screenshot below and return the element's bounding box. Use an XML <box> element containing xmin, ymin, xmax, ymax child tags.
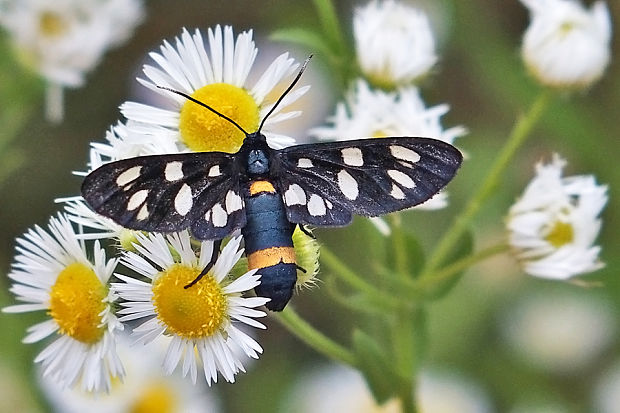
<box><xmin>81</xmin><ymin>152</ymin><xmax>246</xmax><ymax>240</ymax></box>
<box><xmin>273</xmin><ymin>137</ymin><xmax>463</xmax><ymax>226</ymax></box>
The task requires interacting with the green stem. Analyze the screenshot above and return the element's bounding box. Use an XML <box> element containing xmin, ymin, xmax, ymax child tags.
<box><xmin>320</xmin><ymin>246</ymin><xmax>398</xmax><ymax>310</ymax></box>
<box><xmin>275</xmin><ymin>306</ymin><xmax>356</xmax><ymax>367</ymax></box>
<box><xmin>417</xmin><ymin>243</ymin><xmax>510</xmax><ymax>292</ymax></box>
<box><xmin>389</xmin><ymin>214</ymin><xmax>409</xmax><ymax>279</ymax></box>
<box><xmin>422</xmin><ymin>90</ymin><xmax>553</xmax><ymax>278</ymax></box>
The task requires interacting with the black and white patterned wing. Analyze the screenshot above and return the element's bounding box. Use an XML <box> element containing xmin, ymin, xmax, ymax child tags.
<box><xmin>273</xmin><ymin>137</ymin><xmax>462</xmax><ymax>226</ymax></box>
<box><xmin>81</xmin><ymin>152</ymin><xmax>246</xmax><ymax>240</ymax></box>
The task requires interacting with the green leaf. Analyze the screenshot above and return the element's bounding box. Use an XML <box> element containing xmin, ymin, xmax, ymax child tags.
<box><xmin>386</xmin><ymin>230</ymin><xmax>426</xmax><ymax>279</ymax></box>
<box><xmin>352</xmin><ymin>329</ymin><xmax>400</xmax><ymax>404</ymax></box>
<box><xmin>311</xmin><ymin>0</ymin><xmax>345</xmax><ymax>51</ymax></box>
<box><xmin>270</xmin><ymin>28</ymin><xmax>333</xmax><ymax>58</ymax></box>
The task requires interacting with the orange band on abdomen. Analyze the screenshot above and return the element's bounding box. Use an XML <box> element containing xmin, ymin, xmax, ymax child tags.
<box><xmin>249</xmin><ymin>180</ymin><xmax>276</xmax><ymax>195</ymax></box>
<box><xmin>247</xmin><ymin>246</ymin><xmax>296</xmax><ymax>270</ymax></box>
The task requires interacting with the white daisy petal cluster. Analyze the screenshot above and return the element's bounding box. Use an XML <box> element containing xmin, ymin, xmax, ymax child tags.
<box><xmin>354</xmin><ymin>0</ymin><xmax>437</xmax><ymax>88</ymax></box>
<box><xmin>113</xmin><ymin>232</ymin><xmax>269</xmax><ymax>385</ymax></box>
<box><xmin>3</xmin><ymin>213</ymin><xmax>124</xmax><ymax>392</ymax></box>
<box><xmin>520</xmin><ymin>0</ymin><xmax>612</xmax><ymax>89</ymax></box>
<box><xmin>507</xmin><ymin>154</ymin><xmax>607</xmax><ymax>279</ymax></box>
<box><xmin>313</xmin><ymin>79</ymin><xmax>465</xmax><ymax>211</ymax></box>
<box><xmin>0</xmin><ymin>0</ymin><xmax>144</xmax><ymax>121</ymax></box>
<box><xmin>120</xmin><ymin>25</ymin><xmax>310</xmax><ymax>153</ymax></box>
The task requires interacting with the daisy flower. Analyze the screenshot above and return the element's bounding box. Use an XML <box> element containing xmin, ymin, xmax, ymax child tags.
<box><xmin>0</xmin><ymin>0</ymin><xmax>144</xmax><ymax>121</ymax></box>
<box><xmin>520</xmin><ymin>0</ymin><xmax>612</xmax><ymax>89</ymax></box>
<box><xmin>354</xmin><ymin>0</ymin><xmax>437</xmax><ymax>88</ymax></box>
<box><xmin>3</xmin><ymin>213</ymin><xmax>124</xmax><ymax>392</ymax></box>
<box><xmin>312</xmin><ymin>79</ymin><xmax>465</xmax><ymax>211</ymax></box>
<box><xmin>507</xmin><ymin>154</ymin><xmax>607</xmax><ymax>279</ymax></box>
<box><xmin>120</xmin><ymin>25</ymin><xmax>310</xmax><ymax>154</ymax></box>
<box><xmin>39</xmin><ymin>334</ymin><xmax>221</xmax><ymax>413</ymax></box>
<box><xmin>113</xmin><ymin>231</ymin><xmax>269</xmax><ymax>385</ymax></box>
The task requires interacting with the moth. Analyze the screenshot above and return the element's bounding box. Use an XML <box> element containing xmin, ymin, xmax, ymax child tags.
<box><xmin>81</xmin><ymin>58</ymin><xmax>463</xmax><ymax>311</ymax></box>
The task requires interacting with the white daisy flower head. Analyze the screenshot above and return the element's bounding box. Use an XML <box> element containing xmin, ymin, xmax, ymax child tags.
<box><xmin>507</xmin><ymin>154</ymin><xmax>608</xmax><ymax>279</ymax></box>
<box><xmin>120</xmin><ymin>25</ymin><xmax>310</xmax><ymax>155</ymax></box>
<box><xmin>113</xmin><ymin>231</ymin><xmax>269</xmax><ymax>385</ymax></box>
<box><xmin>39</xmin><ymin>334</ymin><xmax>221</xmax><ymax>413</ymax></box>
<box><xmin>354</xmin><ymin>0</ymin><xmax>437</xmax><ymax>88</ymax></box>
<box><xmin>3</xmin><ymin>213</ymin><xmax>124</xmax><ymax>392</ymax></box>
<box><xmin>520</xmin><ymin>0</ymin><xmax>612</xmax><ymax>89</ymax></box>
<box><xmin>312</xmin><ymin>79</ymin><xmax>465</xmax><ymax>212</ymax></box>
<box><xmin>0</xmin><ymin>0</ymin><xmax>144</xmax><ymax>121</ymax></box>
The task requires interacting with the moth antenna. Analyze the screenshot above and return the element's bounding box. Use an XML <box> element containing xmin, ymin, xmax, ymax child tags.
<box><xmin>156</xmin><ymin>86</ymin><xmax>249</xmax><ymax>136</ymax></box>
<box><xmin>257</xmin><ymin>54</ymin><xmax>312</xmax><ymax>133</ymax></box>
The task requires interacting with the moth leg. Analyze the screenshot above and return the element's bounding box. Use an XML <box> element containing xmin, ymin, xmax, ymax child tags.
<box><xmin>298</xmin><ymin>224</ymin><xmax>316</xmax><ymax>239</ymax></box>
<box><xmin>185</xmin><ymin>239</ymin><xmax>222</xmax><ymax>289</ymax></box>
<box><xmin>296</xmin><ymin>264</ymin><xmax>307</xmax><ymax>273</ymax></box>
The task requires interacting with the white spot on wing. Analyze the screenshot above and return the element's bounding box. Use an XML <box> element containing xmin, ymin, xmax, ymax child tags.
<box><xmin>165</xmin><ymin>161</ymin><xmax>184</xmax><ymax>181</ymax></box>
<box><xmin>208</xmin><ymin>165</ymin><xmax>221</xmax><ymax>177</ymax></box>
<box><xmin>225</xmin><ymin>191</ymin><xmax>243</xmax><ymax>213</ymax></box>
<box><xmin>137</xmin><ymin>205</ymin><xmax>149</xmax><ymax>220</ymax></box>
<box><xmin>116</xmin><ymin>166</ymin><xmax>142</xmax><ymax>187</ymax></box>
<box><xmin>390</xmin><ymin>184</ymin><xmax>405</xmax><ymax>199</ymax></box>
<box><xmin>174</xmin><ymin>184</ymin><xmax>193</xmax><ymax>216</ymax></box>
<box><xmin>337</xmin><ymin>169</ymin><xmax>359</xmax><ymax>200</ymax></box>
<box><xmin>341</xmin><ymin>147</ymin><xmax>363</xmax><ymax>166</ymax></box>
<box><xmin>388</xmin><ymin>169</ymin><xmax>416</xmax><ymax>188</ymax></box>
<box><xmin>297</xmin><ymin>158</ymin><xmax>314</xmax><ymax>168</ymax></box>
<box><xmin>127</xmin><ymin>190</ymin><xmax>148</xmax><ymax>211</ymax></box>
<box><xmin>325</xmin><ymin>199</ymin><xmax>333</xmax><ymax>209</ymax></box>
<box><xmin>390</xmin><ymin>145</ymin><xmax>420</xmax><ymax>163</ymax></box>
<box><xmin>212</xmin><ymin>203</ymin><xmax>228</xmax><ymax>227</ymax></box>
<box><xmin>204</xmin><ymin>210</ymin><xmax>211</xmax><ymax>222</ymax></box>
<box><xmin>308</xmin><ymin>194</ymin><xmax>327</xmax><ymax>216</ymax></box>
<box><xmin>284</xmin><ymin>184</ymin><xmax>306</xmax><ymax>206</ymax></box>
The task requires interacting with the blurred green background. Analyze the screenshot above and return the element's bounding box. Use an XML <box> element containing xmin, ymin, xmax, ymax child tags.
<box><xmin>1</xmin><ymin>0</ymin><xmax>619</xmax><ymax>411</ymax></box>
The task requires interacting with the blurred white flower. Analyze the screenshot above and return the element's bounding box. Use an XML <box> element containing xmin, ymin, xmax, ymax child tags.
<box><xmin>312</xmin><ymin>79</ymin><xmax>465</xmax><ymax>214</ymax></box>
<box><xmin>507</xmin><ymin>154</ymin><xmax>607</xmax><ymax>279</ymax></box>
<box><xmin>520</xmin><ymin>0</ymin><xmax>612</xmax><ymax>89</ymax></box>
<box><xmin>113</xmin><ymin>232</ymin><xmax>269</xmax><ymax>385</ymax></box>
<box><xmin>40</xmin><ymin>335</ymin><xmax>220</xmax><ymax>413</ymax></box>
<box><xmin>284</xmin><ymin>364</ymin><xmax>492</xmax><ymax>413</ymax></box>
<box><xmin>120</xmin><ymin>26</ymin><xmax>309</xmax><ymax>154</ymax></box>
<box><xmin>0</xmin><ymin>0</ymin><xmax>144</xmax><ymax>121</ymax></box>
<box><xmin>501</xmin><ymin>291</ymin><xmax>616</xmax><ymax>373</ymax></box>
<box><xmin>593</xmin><ymin>360</ymin><xmax>620</xmax><ymax>413</ymax></box>
<box><xmin>354</xmin><ymin>0</ymin><xmax>437</xmax><ymax>87</ymax></box>
<box><xmin>3</xmin><ymin>213</ymin><xmax>124</xmax><ymax>392</ymax></box>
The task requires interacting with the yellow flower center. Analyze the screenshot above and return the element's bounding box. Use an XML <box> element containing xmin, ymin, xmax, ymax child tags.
<box><xmin>179</xmin><ymin>83</ymin><xmax>259</xmax><ymax>153</ymax></box>
<box><xmin>48</xmin><ymin>262</ymin><xmax>107</xmax><ymax>344</ymax></box>
<box><xmin>39</xmin><ymin>11</ymin><xmax>68</xmax><ymax>37</ymax></box>
<box><xmin>546</xmin><ymin>221</ymin><xmax>574</xmax><ymax>248</ymax></box>
<box><xmin>152</xmin><ymin>264</ymin><xmax>228</xmax><ymax>338</ymax></box>
<box><xmin>371</xmin><ymin>130</ymin><xmax>390</xmax><ymax>138</ymax></box>
<box><xmin>129</xmin><ymin>381</ymin><xmax>177</xmax><ymax>413</ymax></box>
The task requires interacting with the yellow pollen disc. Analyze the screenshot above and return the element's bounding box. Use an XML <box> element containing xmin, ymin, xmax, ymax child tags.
<box><xmin>179</xmin><ymin>83</ymin><xmax>259</xmax><ymax>153</ymax></box>
<box><xmin>129</xmin><ymin>381</ymin><xmax>177</xmax><ymax>413</ymax></box>
<box><xmin>152</xmin><ymin>264</ymin><xmax>228</xmax><ymax>338</ymax></box>
<box><xmin>371</xmin><ymin>130</ymin><xmax>391</xmax><ymax>139</ymax></box>
<box><xmin>39</xmin><ymin>11</ymin><xmax>68</xmax><ymax>37</ymax></box>
<box><xmin>48</xmin><ymin>262</ymin><xmax>107</xmax><ymax>344</ymax></box>
<box><xmin>546</xmin><ymin>221</ymin><xmax>574</xmax><ymax>248</ymax></box>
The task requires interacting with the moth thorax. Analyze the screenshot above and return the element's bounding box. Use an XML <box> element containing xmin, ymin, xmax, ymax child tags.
<box><xmin>247</xmin><ymin>149</ymin><xmax>269</xmax><ymax>175</ymax></box>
